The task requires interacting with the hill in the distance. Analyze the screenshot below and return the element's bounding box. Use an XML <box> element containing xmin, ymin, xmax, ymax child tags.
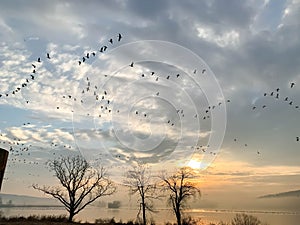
<box><xmin>258</xmin><ymin>190</ymin><xmax>300</xmax><ymax>199</ymax></box>
<box><xmin>0</xmin><ymin>193</ymin><xmax>60</xmax><ymax>206</ymax></box>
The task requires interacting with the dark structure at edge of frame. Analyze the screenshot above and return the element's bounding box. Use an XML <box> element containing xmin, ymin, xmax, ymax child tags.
<box><xmin>0</xmin><ymin>148</ymin><xmax>8</xmax><ymax>191</ymax></box>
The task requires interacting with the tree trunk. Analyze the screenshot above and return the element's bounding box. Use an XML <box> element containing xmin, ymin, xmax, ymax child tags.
<box><xmin>175</xmin><ymin>205</ymin><xmax>181</xmax><ymax>225</ymax></box>
<box><xmin>68</xmin><ymin>210</ymin><xmax>75</xmax><ymax>222</ymax></box>
<box><xmin>142</xmin><ymin>196</ymin><xmax>146</xmax><ymax>225</ymax></box>
<box><xmin>176</xmin><ymin>212</ymin><xmax>181</xmax><ymax>225</ymax></box>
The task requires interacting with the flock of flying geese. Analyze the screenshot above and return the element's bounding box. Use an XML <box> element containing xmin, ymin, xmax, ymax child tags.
<box><xmin>237</xmin><ymin>81</ymin><xmax>299</xmax><ymax>154</ymax></box>
<box><xmin>0</xmin><ymin>54</ymin><xmax>51</xmax><ymax>102</ymax></box>
<box><xmin>0</xmin><ymin>32</ymin><xmax>299</xmax><ymax>173</ymax></box>
<box><xmin>0</xmin><ymin>34</ymin><xmax>123</xmax><ymax>167</ymax></box>
<box><xmin>251</xmin><ymin>84</ymin><xmax>298</xmax><ymax>110</ymax></box>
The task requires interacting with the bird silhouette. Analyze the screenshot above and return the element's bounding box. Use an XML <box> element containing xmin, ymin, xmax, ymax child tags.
<box><xmin>37</xmin><ymin>57</ymin><xmax>41</xmax><ymax>62</ymax></box>
<box><xmin>47</xmin><ymin>53</ymin><xmax>50</xmax><ymax>59</ymax></box>
<box><xmin>118</xmin><ymin>33</ymin><xmax>122</xmax><ymax>41</ymax></box>
<box><xmin>130</xmin><ymin>62</ymin><xmax>134</xmax><ymax>67</ymax></box>
<box><xmin>109</xmin><ymin>38</ymin><xmax>113</xmax><ymax>44</ymax></box>
<box><xmin>296</xmin><ymin>137</ymin><xmax>299</xmax><ymax>141</ymax></box>
<box><xmin>291</xmin><ymin>82</ymin><xmax>295</xmax><ymax>88</ymax></box>
<box><xmin>202</xmin><ymin>69</ymin><xmax>206</xmax><ymax>74</ymax></box>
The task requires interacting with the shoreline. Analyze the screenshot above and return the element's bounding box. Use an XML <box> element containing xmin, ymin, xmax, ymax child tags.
<box><xmin>0</xmin><ymin>205</ymin><xmax>64</xmax><ymax>208</ymax></box>
<box><xmin>1</xmin><ymin>205</ymin><xmax>299</xmax><ymax>215</ymax></box>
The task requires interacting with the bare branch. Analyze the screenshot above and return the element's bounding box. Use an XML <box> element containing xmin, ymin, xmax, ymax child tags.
<box><xmin>160</xmin><ymin>167</ymin><xmax>201</xmax><ymax>225</ymax></box>
<box><xmin>124</xmin><ymin>163</ymin><xmax>160</xmax><ymax>225</ymax></box>
<box><xmin>32</xmin><ymin>155</ymin><xmax>116</xmax><ymax>222</ymax></box>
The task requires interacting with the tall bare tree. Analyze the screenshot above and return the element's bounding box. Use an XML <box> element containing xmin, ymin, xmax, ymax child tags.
<box><xmin>33</xmin><ymin>155</ymin><xmax>116</xmax><ymax>222</ymax></box>
<box><xmin>124</xmin><ymin>163</ymin><xmax>159</xmax><ymax>225</ymax></box>
<box><xmin>161</xmin><ymin>167</ymin><xmax>201</xmax><ymax>225</ymax></box>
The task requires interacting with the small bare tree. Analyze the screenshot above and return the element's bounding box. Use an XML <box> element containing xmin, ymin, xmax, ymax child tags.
<box><xmin>232</xmin><ymin>213</ymin><xmax>265</xmax><ymax>225</ymax></box>
<box><xmin>33</xmin><ymin>155</ymin><xmax>116</xmax><ymax>222</ymax></box>
<box><xmin>124</xmin><ymin>163</ymin><xmax>159</xmax><ymax>225</ymax></box>
<box><xmin>161</xmin><ymin>167</ymin><xmax>201</xmax><ymax>225</ymax></box>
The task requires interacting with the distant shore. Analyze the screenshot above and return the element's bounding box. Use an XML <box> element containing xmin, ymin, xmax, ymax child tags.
<box><xmin>0</xmin><ymin>204</ymin><xmax>64</xmax><ymax>208</ymax></box>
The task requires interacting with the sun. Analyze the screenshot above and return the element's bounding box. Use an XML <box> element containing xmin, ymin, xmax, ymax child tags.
<box><xmin>187</xmin><ymin>159</ymin><xmax>201</xmax><ymax>169</ymax></box>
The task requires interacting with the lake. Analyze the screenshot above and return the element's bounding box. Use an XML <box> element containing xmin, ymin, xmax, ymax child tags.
<box><xmin>0</xmin><ymin>206</ymin><xmax>299</xmax><ymax>225</ymax></box>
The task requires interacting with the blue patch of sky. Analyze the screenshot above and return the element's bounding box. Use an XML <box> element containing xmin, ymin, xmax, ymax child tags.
<box><xmin>257</xmin><ymin>1</ymin><xmax>287</xmax><ymax>30</ymax></box>
<box><xmin>0</xmin><ymin>104</ymin><xmax>32</xmax><ymax>131</ymax></box>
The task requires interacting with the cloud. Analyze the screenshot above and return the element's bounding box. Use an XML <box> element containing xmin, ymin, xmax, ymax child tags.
<box><xmin>196</xmin><ymin>26</ymin><xmax>240</xmax><ymax>47</ymax></box>
<box><xmin>0</xmin><ymin>0</ymin><xmax>300</xmax><ymax>198</ymax></box>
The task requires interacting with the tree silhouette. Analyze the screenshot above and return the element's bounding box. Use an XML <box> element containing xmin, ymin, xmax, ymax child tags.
<box><xmin>232</xmin><ymin>213</ymin><xmax>264</xmax><ymax>225</ymax></box>
<box><xmin>124</xmin><ymin>163</ymin><xmax>160</xmax><ymax>225</ymax></box>
<box><xmin>33</xmin><ymin>155</ymin><xmax>116</xmax><ymax>222</ymax></box>
<box><xmin>161</xmin><ymin>167</ymin><xmax>200</xmax><ymax>225</ymax></box>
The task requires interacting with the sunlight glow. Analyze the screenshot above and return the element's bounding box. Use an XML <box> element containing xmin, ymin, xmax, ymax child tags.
<box><xmin>187</xmin><ymin>159</ymin><xmax>201</xmax><ymax>169</ymax></box>
<box><xmin>284</xmin><ymin>8</ymin><xmax>290</xmax><ymax>17</ymax></box>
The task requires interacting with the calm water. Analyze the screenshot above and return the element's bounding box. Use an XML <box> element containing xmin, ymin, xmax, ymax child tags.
<box><xmin>0</xmin><ymin>207</ymin><xmax>299</xmax><ymax>225</ymax></box>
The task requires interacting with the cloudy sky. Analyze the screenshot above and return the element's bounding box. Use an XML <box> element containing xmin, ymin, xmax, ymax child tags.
<box><xmin>0</xmin><ymin>0</ymin><xmax>300</xmax><ymax>210</ymax></box>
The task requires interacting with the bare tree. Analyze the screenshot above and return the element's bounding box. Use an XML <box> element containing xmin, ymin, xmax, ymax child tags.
<box><xmin>232</xmin><ymin>213</ymin><xmax>265</xmax><ymax>225</ymax></box>
<box><xmin>161</xmin><ymin>167</ymin><xmax>201</xmax><ymax>225</ymax></box>
<box><xmin>33</xmin><ymin>155</ymin><xmax>116</xmax><ymax>222</ymax></box>
<box><xmin>124</xmin><ymin>163</ymin><xmax>160</xmax><ymax>225</ymax></box>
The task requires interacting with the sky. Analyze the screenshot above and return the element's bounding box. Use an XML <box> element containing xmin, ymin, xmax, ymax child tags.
<box><xmin>0</xmin><ymin>0</ymin><xmax>300</xmax><ymax>211</ymax></box>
